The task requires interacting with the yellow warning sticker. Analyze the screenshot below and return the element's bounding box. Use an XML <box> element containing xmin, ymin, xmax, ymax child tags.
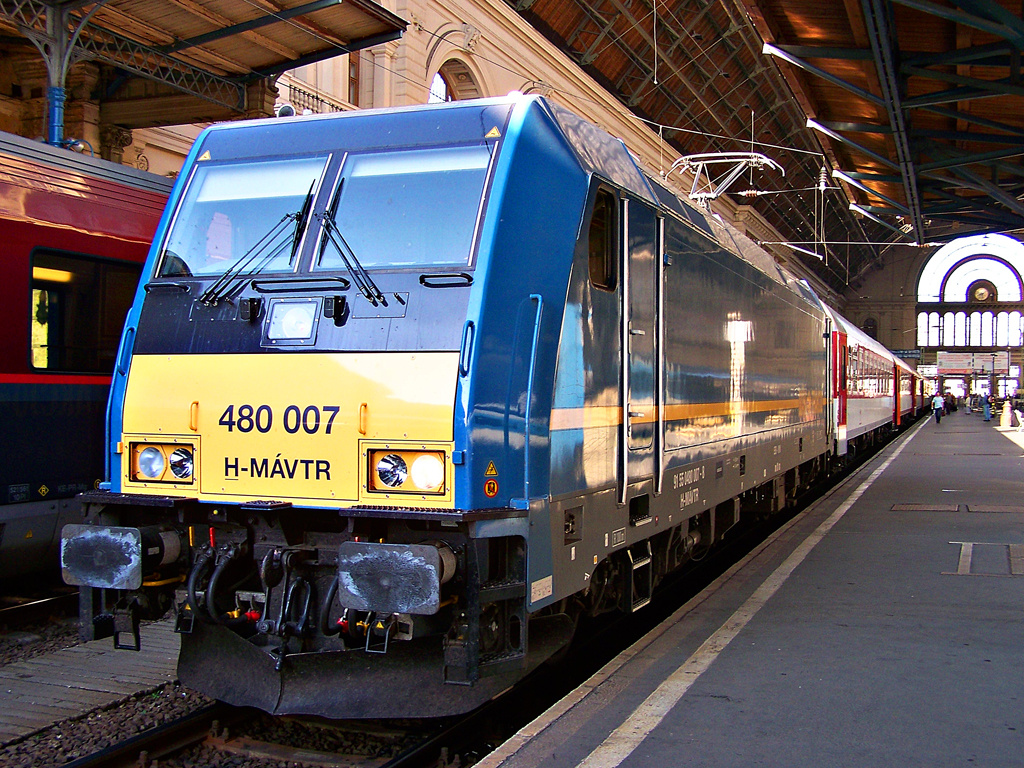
<box><xmin>485</xmin><ymin>461</ymin><xmax>498</xmax><ymax>476</ymax></box>
<box><xmin>197</xmin><ymin>150</ymin><xmax>211</xmax><ymax>161</ymax></box>
<box><xmin>38</xmin><ymin>485</ymin><xmax>49</xmax><ymax>497</ymax></box>
<box><xmin>485</xmin><ymin>127</ymin><xmax>501</xmax><ymax>139</ymax></box>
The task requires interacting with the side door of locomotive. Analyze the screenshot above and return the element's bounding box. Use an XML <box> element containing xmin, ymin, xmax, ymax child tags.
<box><xmin>618</xmin><ymin>196</ymin><xmax>659</xmax><ymax>503</ymax></box>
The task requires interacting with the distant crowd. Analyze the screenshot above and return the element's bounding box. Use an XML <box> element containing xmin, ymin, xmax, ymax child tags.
<box><xmin>933</xmin><ymin>392</ymin><xmax>1024</xmax><ymax>421</ymax></box>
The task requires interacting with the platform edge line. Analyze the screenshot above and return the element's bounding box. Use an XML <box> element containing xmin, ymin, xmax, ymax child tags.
<box><xmin>572</xmin><ymin>419</ymin><xmax>925</xmax><ymax>768</ymax></box>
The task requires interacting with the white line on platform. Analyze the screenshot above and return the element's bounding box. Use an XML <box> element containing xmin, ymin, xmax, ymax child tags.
<box><xmin>572</xmin><ymin>420</ymin><xmax>926</xmax><ymax>768</ymax></box>
<box><xmin>477</xmin><ymin>420</ymin><xmax>927</xmax><ymax>768</ymax></box>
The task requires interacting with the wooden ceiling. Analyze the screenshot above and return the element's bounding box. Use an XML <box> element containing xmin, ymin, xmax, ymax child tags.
<box><xmin>509</xmin><ymin>0</ymin><xmax>1024</xmax><ymax>292</ymax></box>
<box><xmin>4</xmin><ymin>1</ymin><xmax>1022</xmax><ymax>292</ymax></box>
<box><xmin>752</xmin><ymin>0</ymin><xmax>1024</xmax><ymax>245</ymax></box>
<box><xmin>0</xmin><ymin>0</ymin><xmax>405</xmax><ymax>126</ymax></box>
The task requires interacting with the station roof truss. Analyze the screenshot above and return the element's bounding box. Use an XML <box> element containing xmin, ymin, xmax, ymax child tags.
<box><xmin>751</xmin><ymin>0</ymin><xmax>1024</xmax><ymax>245</ymax></box>
<box><xmin>0</xmin><ymin>0</ymin><xmax>405</xmax><ymax>126</ymax></box>
<box><xmin>508</xmin><ymin>0</ymin><xmax>1024</xmax><ymax>292</ymax></box>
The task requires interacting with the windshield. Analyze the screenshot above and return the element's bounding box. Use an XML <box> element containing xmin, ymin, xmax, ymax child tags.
<box><xmin>159</xmin><ymin>155</ymin><xmax>329</xmax><ymax>278</ymax></box>
<box><xmin>317</xmin><ymin>145</ymin><xmax>491</xmax><ymax>270</ymax></box>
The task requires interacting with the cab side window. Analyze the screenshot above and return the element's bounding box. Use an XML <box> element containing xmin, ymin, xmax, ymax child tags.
<box><xmin>588</xmin><ymin>188</ymin><xmax>617</xmax><ymax>291</ymax></box>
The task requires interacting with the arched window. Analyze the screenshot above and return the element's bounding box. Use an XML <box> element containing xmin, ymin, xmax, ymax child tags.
<box><xmin>918</xmin><ymin>233</ymin><xmax>1024</xmax><ymax>302</ymax></box>
<box><xmin>861</xmin><ymin>317</ymin><xmax>877</xmax><ymax>339</ymax></box>
<box><xmin>917</xmin><ymin>234</ymin><xmax>1024</xmax><ymax>350</ymax></box>
<box><xmin>428</xmin><ymin>72</ymin><xmax>454</xmax><ymax>103</ymax></box>
<box><xmin>428</xmin><ymin>59</ymin><xmax>483</xmax><ymax>104</ymax></box>
<box><xmin>954</xmin><ymin>312</ymin><xmax>966</xmax><ymax>346</ymax></box>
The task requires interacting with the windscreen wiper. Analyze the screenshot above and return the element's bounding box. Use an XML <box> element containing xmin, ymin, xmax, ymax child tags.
<box><xmin>198</xmin><ymin>215</ymin><xmax>294</xmax><ymax>305</ymax></box>
<box><xmin>316</xmin><ymin>209</ymin><xmax>387</xmax><ymax>306</ymax></box>
<box><xmin>200</xmin><ymin>182</ymin><xmax>317</xmax><ymax>305</ymax></box>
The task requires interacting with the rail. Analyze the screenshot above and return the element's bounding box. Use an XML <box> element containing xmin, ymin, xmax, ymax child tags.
<box><xmin>61</xmin><ymin>703</ymin><xmax>237</xmax><ymax>768</ymax></box>
<box><xmin>0</xmin><ymin>592</ymin><xmax>78</xmax><ymax>628</ymax></box>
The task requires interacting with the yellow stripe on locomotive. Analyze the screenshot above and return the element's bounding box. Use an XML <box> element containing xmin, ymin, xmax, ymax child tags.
<box><xmin>119</xmin><ymin>351</ymin><xmax>457</xmax><ymax>507</ymax></box>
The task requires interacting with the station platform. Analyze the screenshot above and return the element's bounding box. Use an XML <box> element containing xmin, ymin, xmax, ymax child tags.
<box><xmin>0</xmin><ymin>620</ymin><xmax>178</xmax><ymax>743</ymax></box>
<box><xmin>481</xmin><ymin>409</ymin><xmax>1024</xmax><ymax>768</ymax></box>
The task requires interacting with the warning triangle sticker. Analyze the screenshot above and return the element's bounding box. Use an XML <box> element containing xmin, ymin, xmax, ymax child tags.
<box><xmin>485</xmin><ymin>127</ymin><xmax>501</xmax><ymax>139</ymax></box>
<box><xmin>197</xmin><ymin>150</ymin><xmax>211</xmax><ymax>161</ymax></box>
<box><xmin>485</xmin><ymin>461</ymin><xmax>498</xmax><ymax>476</ymax></box>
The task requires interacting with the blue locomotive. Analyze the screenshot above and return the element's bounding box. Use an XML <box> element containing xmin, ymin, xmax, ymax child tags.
<box><xmin>61</xmin><ymin>95</ymin><xmax>917</xmax><ymax>717</ymax></box>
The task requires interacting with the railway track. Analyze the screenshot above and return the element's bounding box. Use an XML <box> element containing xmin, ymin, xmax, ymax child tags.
<box><xmin>40</xmin><ymin>430</ymin><xmax>911</xmax><ymax>768</ymax></box>
<box><xmin>0</xmin><ymin>592</ymin><xmax>79</xmax><ymax>630</ymax></box>
<box><xmin>60</xmin><ymin>703</ymin><xmax>235</xmax><ymax>768</ymax></box>
<box><xmin>57</xmin><ymin>701</ymin><xmax>466</xmax><ymax>768</ymax></box>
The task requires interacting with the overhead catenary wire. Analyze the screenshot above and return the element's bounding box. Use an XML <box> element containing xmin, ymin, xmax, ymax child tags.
<box><xmin>229</xmin><ymin>0</ymin><xmax>877</xmax><ymax>288</ymax></box>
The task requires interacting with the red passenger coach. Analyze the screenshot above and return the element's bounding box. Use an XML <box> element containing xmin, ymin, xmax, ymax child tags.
<box><xmin>0</xmin><ymin>131</ymin><xmax>172</xmax><ymax>578</ymax></box>
<box><xmin>830</xmin><ymin>313</ymin><xmax>920</xmax><ymax>461</ymax></box>
<box><xmin>894</xmin><ymin>360</ymin><xmax>919</xmax><ymax>426</ymax></box>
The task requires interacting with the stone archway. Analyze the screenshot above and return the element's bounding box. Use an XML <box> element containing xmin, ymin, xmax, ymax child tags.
<box><xmin>429</xmin><ymin>58</ymin><xmax>484</xmax><ymax>103</ymax></box>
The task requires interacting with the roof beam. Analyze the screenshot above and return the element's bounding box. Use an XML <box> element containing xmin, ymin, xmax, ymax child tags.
<box><xmin>891</xmin><ymin>0</ymin><xmax>1024</xmax><ymax>46</ymax></box>
<box><xmin>915</xmin><ymin>129</ymin><xmax>1024</xmax><ymax>145</ymax></box>
<box><xmin>902</xmin><ymin>66</ymin><xmax>1024</xmax><ymax>100</ymax></box>
<box><xmin>251</xmin><ymin>28</ymin><xmax>402</xmax><ymax>78</ymax></box>
<box><xmin>919</xmin><ymin>146</ymin><xmax>1024</xmax><ymax>171</ymax></box>
<box><xmin>771</xmin><ymin>44</ymin><xmax>872</xmax><ymax>60</ymax></box>
<box><xmin>834</xmin><ymin>168</ymin><xmax>910</xmax><ymax>212</ymax></box>
<box><xmin>808</xmin><ymin>119</ymin><xmax>900</xmax><ymax>170</ymax></box>
<box><xmin>861</xmin><ymin>0</ymin><xmax>926</xmax><ymax>240</ymax></box>
<box><xmin>0</xmin><ymin>0</ymin><xmax>245</xmax><ymax>110</ymax></box>
<box><xmin>162</xmin><ymin>0</ymin><xmax>340</xmax><ymax>55</ymax></box>
<box><xmin>904</xmin><ymin>39</ymin><xmax>1015</xmax><ymax>66</ymax></box>
<box><xmin>918</xmin><ymin>104</ymin><xmax>1024</xmax><ymax>137</ymax></box>
<box><xmin>942</xmin><ymin>163</ymin><xmax>1024</xmax><ymax>219</ymax></box>
<box><xmin>762</xmin><ymin>41</ymin><xmax>885</xmax><ymax>106</ymax></box>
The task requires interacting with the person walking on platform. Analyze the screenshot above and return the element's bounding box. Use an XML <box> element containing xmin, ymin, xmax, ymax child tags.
<box><xmin>983</xmin><ymin>393</ymin><xmax>992</xmax><ymax>421</ymax></box>
<box><xmin>932</xmin><ymin>392</ymin><xmax>945</xmax><ymax>424</ymax></box>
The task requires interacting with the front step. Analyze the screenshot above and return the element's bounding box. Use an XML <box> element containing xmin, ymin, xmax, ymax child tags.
<box><xmin>628</xmin><ymin>541</ymin><xmax>653</xmax><ymax>612</ymax></box>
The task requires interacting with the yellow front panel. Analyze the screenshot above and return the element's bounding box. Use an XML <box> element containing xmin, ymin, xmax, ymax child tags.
<box><xmin>121</xmin><ymin>352</ymin><xmax>458</xmax><ymax>506</ymax></box>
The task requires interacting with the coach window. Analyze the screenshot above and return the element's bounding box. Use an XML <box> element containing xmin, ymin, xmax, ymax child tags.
<box><xmin>839</xmin><ymin>345</ymin><xmax>848</xmax><ymax>394</ymax></box>
<box><xmin>588</xmin><ymin>188</ymin><xmax>617</xmax><ymax>291</ymax></box>
<box><xmin>30</xmin><ymin>252</ymin><xmax>141</xmax><ymax>373</ymax></box>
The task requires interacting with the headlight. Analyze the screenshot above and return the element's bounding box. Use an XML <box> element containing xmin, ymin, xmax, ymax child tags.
<box><xmin>411</xmin><ymin>454</ymin><xmax>445</xmax><ymax>490</ymax></box>
<box><xmin>169</xmin><ymin>448</ymin><xmax>194</xmax><ymax>479</ymax></box>
<box><xmin>368</xmin><ymin>449</ymin><xmax>446</xmax><ymax>494</ymax></box>
<box><xmin>376</xmin><ymin>454</ymin><xmax>408</xmax><ymax>487</ymax></box>
<box><xmin>130</xmin><ymin>443</ymin><xmax>196</xmax><ymax>484</ymax></box>
<box><xmin>267</xmin><ymin>299</ymin><xmax>317</xmax><ymax>340</ymax></box>
<box><xmin>137</xmin><ymin>447</ymin><xmax>165</xmax><ymax>479</ymax></box>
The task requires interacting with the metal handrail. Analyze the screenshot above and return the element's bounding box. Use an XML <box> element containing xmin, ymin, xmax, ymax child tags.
<box><xmin>511</xmin><ymin>294</ymin><xmax>543</xmax><ymax>511</ymax></box>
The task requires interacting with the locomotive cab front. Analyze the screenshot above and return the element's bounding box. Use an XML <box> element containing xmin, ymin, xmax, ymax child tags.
<box><xmin>61</xmin><ymin>97</ymin><xmax>583</xmax><ymax>717</ymax></box>
<box><xmin>61</xmin><ymin>94</ymin><xmax>837</xmax><ymax>720</ymax></box>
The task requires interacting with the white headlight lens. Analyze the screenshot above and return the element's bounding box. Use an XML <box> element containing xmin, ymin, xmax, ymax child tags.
<box><xmin>138</xmin><ymin>447</ymin><xmax>165</xmax><ymax>479</ymax></box>
<box><xmin>410</xmin><ymin>454</ymin><xmax>445</xmax><ymax>490</ymax></box>
<box><xmin>169</xmin><ymin>448</ymin><xmax>194</xmax><ymax>479</ymax></box>
<box><xmin>376</xmin><ymin>454</ymin><xmax>408</xmax><ymax>487</ymax></box>
<box><xmin>267</xmin><ymin>300</ymin><xmax>317</xmax><ymax>340</ymax></box>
